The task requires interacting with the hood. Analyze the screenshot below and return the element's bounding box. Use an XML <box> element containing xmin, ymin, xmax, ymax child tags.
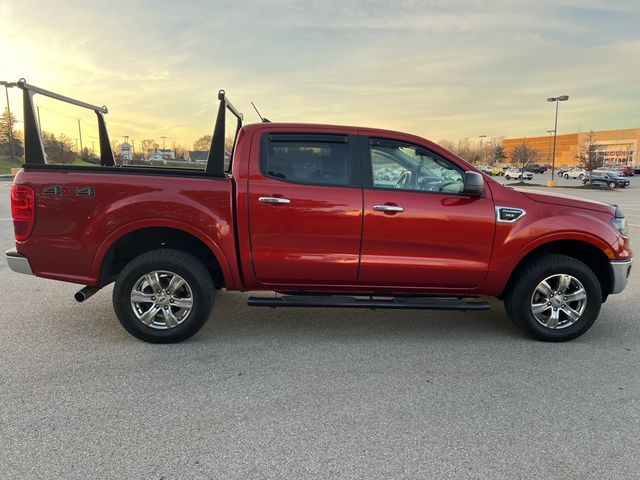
<box><xmin>517</xmin><ymin>189</ymin><xmax>615</xmax><ymax>215</ymax></box>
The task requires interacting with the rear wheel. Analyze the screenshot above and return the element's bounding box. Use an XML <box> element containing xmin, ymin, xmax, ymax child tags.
<box><xmin>113</xmin><ymin>249</ymin><xmax>214</xmax><ymax>343</ymax></box>
<box><xmin>505</xmin><ymin>254</ymin><xmax>602</xmax><ymax>341</ymax></box>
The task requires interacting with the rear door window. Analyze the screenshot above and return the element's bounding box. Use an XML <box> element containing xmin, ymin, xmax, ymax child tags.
<box><xmin>261</xmin><ymin>134</ymin><xmax>351</xmax><ymax>186</ymax></box>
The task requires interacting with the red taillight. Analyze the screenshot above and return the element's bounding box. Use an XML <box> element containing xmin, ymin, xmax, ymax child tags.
<box><xmin>11</xmin><ymin>184</ymin><xmax>35</xmax><ymax>241</ymax></box>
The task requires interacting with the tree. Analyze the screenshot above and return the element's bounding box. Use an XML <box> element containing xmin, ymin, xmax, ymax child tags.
<box><xmin>491</xmin><ymin>144</ymin><xmax>507</xmax><ymax>165</ymax></box>
<box><xmin>193</xmin><ymin>135</ymin><xmax>212</xmax><ymax>151</ymax></box>
<box><xmin>41</xmin><ymin>132</ymin><xmax>76</xmax><ymax>163</ymax></box>
<box><xmin>140</xmin><ymin>139</ymin><xmax>156</xmax><ymax>157</ymax></box>
<box><xmin>0</xmin><ymin>107</ymin><xmax>24</xmax><ymax>157</ymax></box>
<box><xmin>510</xmin><ymin>140</ymin><xmax>539</xmax><ymax>181</ymax></box>
<box><xmin>577</xmin><ymin>131</ymin><xmax>600</xmax><ymax>171</ymax></box>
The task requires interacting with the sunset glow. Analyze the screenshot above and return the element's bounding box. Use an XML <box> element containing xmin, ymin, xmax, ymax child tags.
<box><xmin>1</xmin><ymin>0</ymin><xmax>639</xmax><ymax>152</ymax></box>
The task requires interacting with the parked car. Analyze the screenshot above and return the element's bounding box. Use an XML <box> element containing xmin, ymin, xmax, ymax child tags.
<box><xmin>564</xmin><ymin>168</ymin><xmax>588</xmax><ymax>180</ymax></box>
<box><xmin>583</xmin><ymin>171</ymin><xmax>630</xmax><ymax>189</ymax></box>
<box><xmin>608</xmin><ymin>164</ymin><xmax>634</xmax><ymax>176</ymax></box>
<box><xmin>504</xmin><ymin>168</ymin><xmax>533</xmax><ymax>180</ymax></box>
<box><xmin>5</xmin><ymin>80</ymin><xmax>633</xmax><ymax>344</ymax></box>
<box><xmin>524</xmin><ymin>163</ymin><xmax>546</xmax><ymax>174</ymax></box>
<box><xmin>488</xmin><ymin>165</ymin><xmax>506</xmax><ymax>176</ymax></box>
<box><xmin>557</xmin><ymin>166</ymin><xmax>576</xmax><ymax>176</ymax></box>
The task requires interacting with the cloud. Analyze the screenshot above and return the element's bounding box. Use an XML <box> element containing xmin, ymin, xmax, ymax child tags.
<box><xmin>0</xmin><ymin>0</ymin><xmax>638</xmax><ymax>147</ymax></box>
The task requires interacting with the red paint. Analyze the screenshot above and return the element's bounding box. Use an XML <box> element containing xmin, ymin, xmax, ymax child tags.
<box><xmin>11</xmin><ymin>122</ymin><xmax>632</xmax><ymax>297</ymax></box>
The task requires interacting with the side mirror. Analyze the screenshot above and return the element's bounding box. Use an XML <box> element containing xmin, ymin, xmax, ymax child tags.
<box><xmin>463</xmin><ymin>171</ymin><xmax>485</xmax><ymax>197</ymax></box>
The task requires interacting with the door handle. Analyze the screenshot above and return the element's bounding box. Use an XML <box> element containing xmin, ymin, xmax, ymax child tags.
<box><xmin>373</xmin><ymin>204</ymin><xmax>404</xmax><ymax>213</ymax></box>
<box><xmin>259</xmin><ymin>196</ymin><xmax>291</xmax><ymax>205</ymax></box>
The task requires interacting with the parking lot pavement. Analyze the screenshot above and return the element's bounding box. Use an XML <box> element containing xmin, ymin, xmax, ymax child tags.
<box><xmin>1</xmin><ymin>179</ymin><xmax>639</xmax><ymax>479</ymax></box>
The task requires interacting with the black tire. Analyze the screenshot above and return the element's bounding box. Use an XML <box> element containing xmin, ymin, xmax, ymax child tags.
<box><xmin>579</xmin><ymin>174</ymin><xmax>584</xmax><ymax>179</ymax></box>
<box><xmin>113</xmin><ymin>249</ymin><xmax>214</xmax><ymax>343</ymax></box>
<box><xmin>608</xmin><ymin>182</ymin><xmax>616</xmax><ymax>189</ymax></box>
<box><xmin>504</xmin><ymin>254</ymin><xmax>602</xmax><ymax>342</ymax></box>
<box><xmin>564</xmin><ymin>174</ymin><xmax>569</xmax><ymax>179</ymax></box>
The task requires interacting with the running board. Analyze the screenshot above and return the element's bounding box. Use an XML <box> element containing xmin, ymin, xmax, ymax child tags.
<box><xmin>247</xmin><ymin>295</ymin><xmax>490</xmax><ymax>311</ymax></box>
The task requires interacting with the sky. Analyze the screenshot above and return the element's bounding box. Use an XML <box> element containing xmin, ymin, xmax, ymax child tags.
<box><xmin>1</xmin><ymin>0</ymin><xmax>639</xmax><ymax>151</ymax></box>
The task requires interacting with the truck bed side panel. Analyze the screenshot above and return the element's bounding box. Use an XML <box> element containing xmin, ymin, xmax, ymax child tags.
<box><xmin>13</xmin><ymin>169</ymin><xmax>238</xmax><ymax>287</ymax></box>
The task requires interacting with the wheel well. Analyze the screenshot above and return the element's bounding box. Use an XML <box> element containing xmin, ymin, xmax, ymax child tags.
<box><xmin>99</xmin><ymin>227</ymin><xmax>224</xmax><ymax>288</ymax></box>
<box><xmin>502</xmin><ymin>240</ymin><xmax>612</xmax><ymax>300</ymax></box>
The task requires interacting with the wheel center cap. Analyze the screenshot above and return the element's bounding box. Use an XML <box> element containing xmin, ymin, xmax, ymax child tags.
<box><xmin>158</xmin><ymin>296</ymin><xmax>167</xmax><ymax>303</ymax></box>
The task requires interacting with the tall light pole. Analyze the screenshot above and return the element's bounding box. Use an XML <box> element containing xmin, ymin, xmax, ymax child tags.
<box><xmin>479</xmin><ymin>134</ymin><xmax>486</xmax><ymax>164</ymax></box>
<box><xmin>161</xmin><ymin>136</ymin><xmax>166</xmax><ymax>152</ymax></box>
<box><xmin>546</xmin><ymin>129</ymin><xmax>555</xmax><ymax>166</ymax></box>
<box><xmin>547</xmin><ymin>95</ymin><xmax>569</xmax><ymax>185</ymax></box>
<box><xmin>2</xmin><ymin>83</ymin><xmax>16</xmax><ymax>166</ymax></box>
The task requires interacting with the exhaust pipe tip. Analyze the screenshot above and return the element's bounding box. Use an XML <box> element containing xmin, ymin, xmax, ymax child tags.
<box><xmin>75</xmin><ymin>286</ymin><xmax>100</xmax><ymax>303</ymax></box>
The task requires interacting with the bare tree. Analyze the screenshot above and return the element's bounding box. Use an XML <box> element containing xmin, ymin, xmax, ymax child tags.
<box><xmin>140</xmin><ymin>139</ymin><xmax>156</xmax><ymax>157</ymax></box>
<box><xmin>193</xmin><ymin>135</ymin><xmax>212</xmax><ymax>151</ymax></box>
<box><xmin>510</xmin><ymin>140</ymin><xmax>539</xmax><ymax>180</ymax></box>
<box><xmin>577</xmin><ymin>131</ymin><xmax>600</xmax><ymax>171</ymax></box>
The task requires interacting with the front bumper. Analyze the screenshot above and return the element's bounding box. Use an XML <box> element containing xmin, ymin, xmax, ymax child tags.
<box><xmin>611</xmin><ymin>259</ymin><xmax>632</xmax><ymax>294</ymax></box>
<box><xmin>5</xmin><ymin>248</ymin><xmax>33</xmax><ymax>276</ymax></box>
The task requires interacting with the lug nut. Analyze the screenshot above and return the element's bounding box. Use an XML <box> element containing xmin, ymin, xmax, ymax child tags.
<box><xmin>154</xmin><ymin>304</ymin><xmax>158</xmax><ymax>308</ymax></box>
<box><xmin>170</xmin><ymin>299</ymin><xmax>174</xmax><ymax>303</ymax></box>
<box><xmin>164</xmin><ymin>306</ymin><xmax>168</xmax><ymax>310</ymax></box>
<box><xmin>151</xmin><ymin>296</ymin><xmax>156</xmax><ymax>301</ymax></box>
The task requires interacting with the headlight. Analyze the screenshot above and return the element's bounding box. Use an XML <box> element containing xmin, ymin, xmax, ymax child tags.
<box><xmin>612</xmin><ymin>205</ymin><xmax>628</xmax><ymax>236</ymax></box>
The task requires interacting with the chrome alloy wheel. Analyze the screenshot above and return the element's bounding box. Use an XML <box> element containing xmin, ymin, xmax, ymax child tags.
<box><xmin>530</xmin><ymin>274</ymin><xmax>587</xmax><ymax>329</ymax></box>
<box><xmin>130</xmin><ymin>270</ymin><xmax>193</xmax><ymax>330</ymax></box>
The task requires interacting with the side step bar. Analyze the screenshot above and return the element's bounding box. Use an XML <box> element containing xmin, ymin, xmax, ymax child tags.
<box><xmin>247</xmin><ymin>295</ymin><xmax>490</xmax><ymax>311</ymax></box>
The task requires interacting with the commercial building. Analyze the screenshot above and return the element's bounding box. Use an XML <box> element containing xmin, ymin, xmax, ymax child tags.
<box><xmin>503</xmin><ymin>128</ymin><xmax>639</xmax><ymax>168</ymax></box>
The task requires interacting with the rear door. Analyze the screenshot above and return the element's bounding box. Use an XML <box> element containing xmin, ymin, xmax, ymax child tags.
<box><xmin>248</xmin><ymin>133</ymin><xmax>362</xmax><ymax>285</ymax></box>
<box><xmin>359</xmin><ymin>138</ymin><xmax>495</xmax><ymax>289</ymax></box>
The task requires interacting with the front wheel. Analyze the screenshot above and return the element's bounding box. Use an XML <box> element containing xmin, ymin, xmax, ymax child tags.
<box><xmin>504</xmin><ymin>254</ymin><xmax>602</xmax><ymax>341</ymax></box>
<box><xmin>609</xmin><ymin>181</ymin><xmax>616</xmax><ymax>189</ymax></box>
<box><xmin>113</xmin><ymin>249</ymin><xmax>214</xmax><ymax>343</ymax></box>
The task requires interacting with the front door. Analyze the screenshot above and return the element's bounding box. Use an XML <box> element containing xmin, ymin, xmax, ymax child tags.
<box><xmin>359</xmin><ymin>138</ymin><xmax>495</xmax><ymax>289</ymax></box>
<box><xmin>249</xmin><ymin>133</ymin><xmax>362</xmax><ymax>285</ymax></box>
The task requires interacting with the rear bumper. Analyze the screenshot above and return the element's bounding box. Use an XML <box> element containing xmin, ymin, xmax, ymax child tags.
<box><xmin>611</xmin><ymin>259</ymin><xmax>632</xmax><ymax>294</ymax></box>
<box><xmin>5</xmin><ymin>248</ymin><xmax>33</xmax><ymax>276</ymax></box>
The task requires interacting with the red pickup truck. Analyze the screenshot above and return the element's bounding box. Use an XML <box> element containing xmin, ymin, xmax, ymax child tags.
<box><xmin>5</xmin><ymin>81</ymin><xmax>633</xmax><ymax>343</ymax></box>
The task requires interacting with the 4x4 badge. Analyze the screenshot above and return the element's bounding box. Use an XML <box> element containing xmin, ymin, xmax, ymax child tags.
<box><xmin>42</xmin><ymin>185</ymin><xmax>95</xmax><ymax>197</ymax></box>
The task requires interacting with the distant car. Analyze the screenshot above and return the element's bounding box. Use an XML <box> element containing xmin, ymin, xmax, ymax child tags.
<box><xmin>488</xmin><ymin>165</ymin><xmax>508</xmax><ymax>176</ymax></box>
<box><xmin>564</xmin><ymin>168</ymin><xmax>587</xmax><ymax>180</ymax></box>
<box><xmin>608</xmin><ymin>164</ymin><xmax>634</xmax><ymax>176</ymax></box>
<box><xmin>583</xmin><ymin>171</ymin><xmax>630</xmax><ymax>189</ymax></box>
<box><xmin>524</xmin><ymin>163</ymin><xmax>546</xmax><ymax>174</ymax></box>
<box><xmin>504</xmin><ymin>168</ymin><xmax>533</xmax><ymax>181</ymax></box>
<box><xmin>557</xmin><ymin>166</ymin><xmax>575</xmax><ymax>176</ymax></box>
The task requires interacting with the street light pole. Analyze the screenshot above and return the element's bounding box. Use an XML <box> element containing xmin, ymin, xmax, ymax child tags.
<box><xmin>546</xmin><ymin>129</ymin><xmax>555</xmax><ymax>167</ymax></box>
<box><xmin>547</xmin><ymin>95</ymin><xmax>569</xmax><ymax>185</ymax></box>
<box><xmin>479</xmin><ymin>135</ymin><xmax>486</xmax><ymax>164</ymax></box>
<box><xmin>3</xmin><ymin>84</ymin><xmax>16</xmax><ymax>167</ymax></box>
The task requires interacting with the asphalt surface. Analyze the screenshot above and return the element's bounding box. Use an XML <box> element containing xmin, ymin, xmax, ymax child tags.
<box><xmin>1</xmin><ymin>175</ymin><xmax>638</xmax><ymax>479</ymax></box>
